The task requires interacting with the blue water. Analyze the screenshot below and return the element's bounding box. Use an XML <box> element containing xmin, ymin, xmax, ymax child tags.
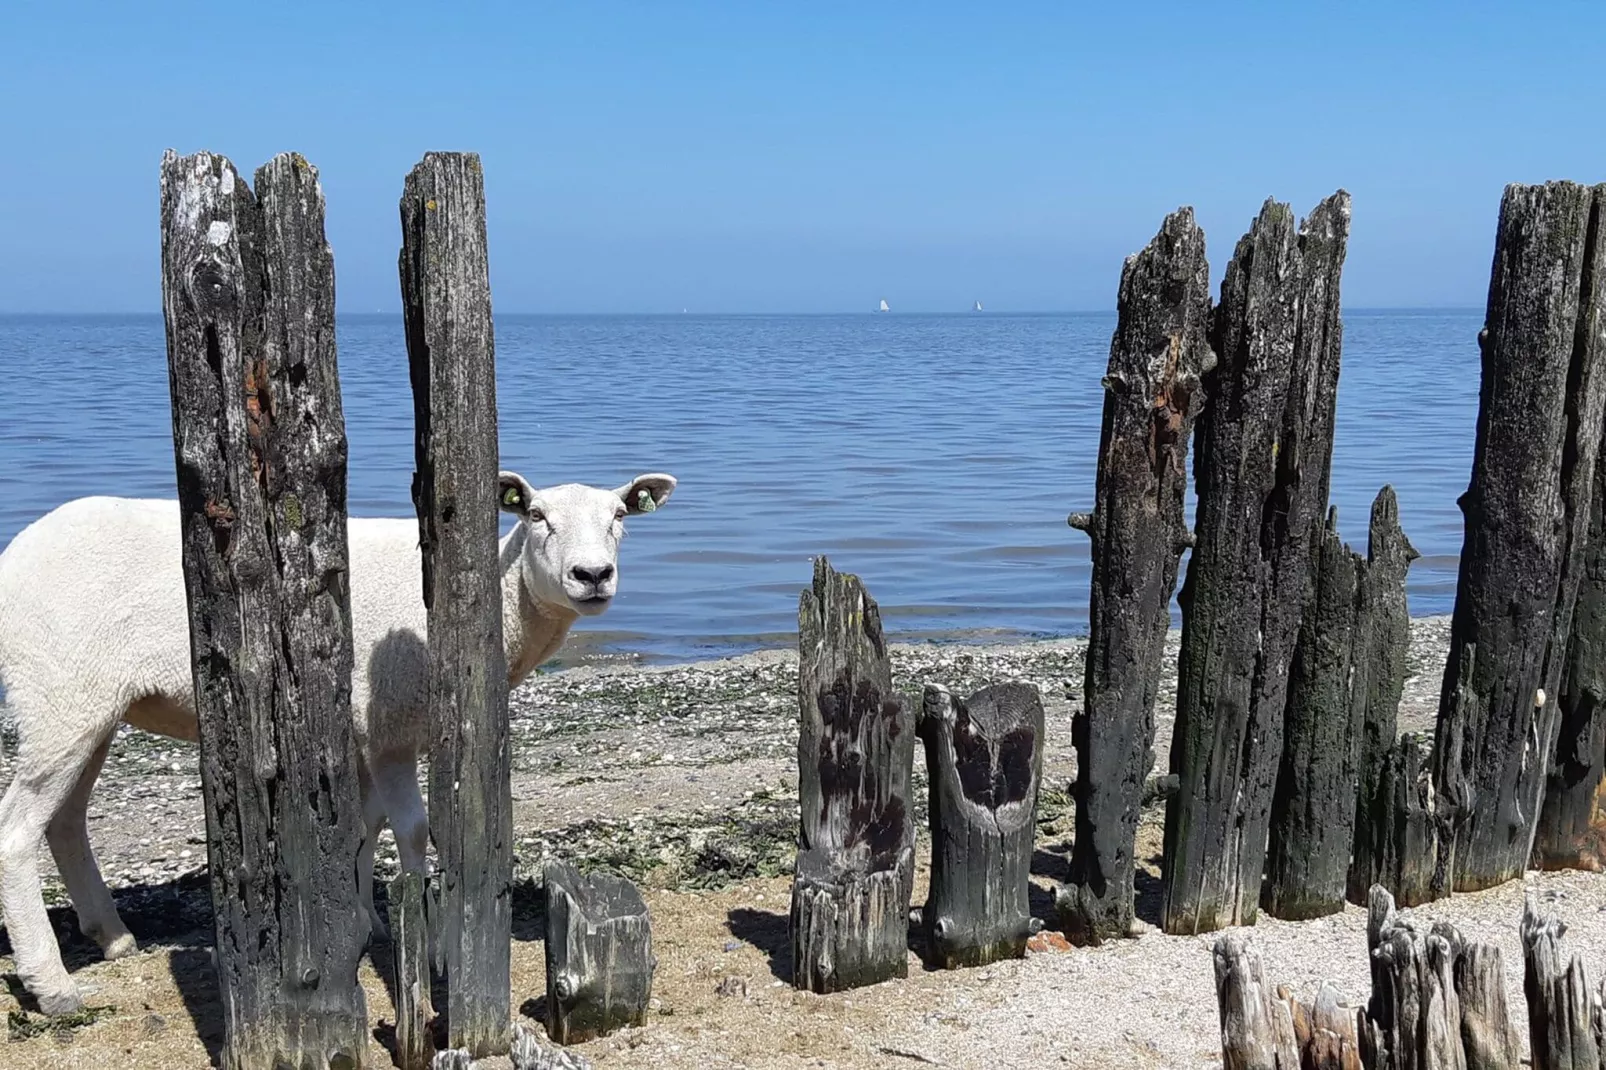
<box><xmin>0</xmin><ymin>311</ymin><xmax>1480</xmax><ymax>662</ymax></box>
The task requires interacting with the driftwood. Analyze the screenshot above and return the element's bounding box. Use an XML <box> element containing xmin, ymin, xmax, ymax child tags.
<box><xmin>1434</xmin><ymin>182</ymin><xmax>1606</xmax><ymax>893</ymax></box>
<box><xmin>1349</xmin><ymin>487</ymin><xmax>1421</xmax><ymax>903</ymax></box>
<box><xmin>791</xmin><ymin>557</ymin><xmax>916</xmax><ymax>993</ymax></box>
<box><xmin>1061</xmin><ymin>207</ymin><xmax>1211</xmax><ymax>945</ymax></box>
<box><xmin>543</xmin><ymin>863</ymin><xmax>655</xmax><ymax>1044</ymax></box>
<box><xmin>1537</xmin><ymin>193</ymin><xmax>1606</xmax><ymax>869</ymax></box>
<box><xmin>1521</xmin><ymin>897</ymin><xmax>1606</xmax><ymax>1070</ymax></box>
<box><xmin>401</xmin><ymin>151</ymin><xmax>513</xmax><ymax>1055</ymax></box>
<box><xmin>1164</xmin><ymin>191</ymin><xmax>1351</xmax><ymax>934</ymax></box>
<box><xmin>160</xmin><ymin>149</ymin><xmax>368</xmax><ymax>1069</ymax></box>
<box><xmin>389</xmin><ymin>871</ymin><xmax>435</xmax><ymax>1070</ymax></box>
<box><xmin>1264</xmin><ymin>508</ymin><xmax>1368</xmax><ymax>920</ymax></box>
<box><xmin>919</xmin><ymin>682</ymin><xmax>1045</xmax><ymax>967</ymax></box>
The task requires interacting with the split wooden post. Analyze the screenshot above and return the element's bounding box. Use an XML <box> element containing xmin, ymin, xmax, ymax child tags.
<box><xmin>542</xmin><ymin>862</ymin><xmax>655</xmax><ymax>1044</ymax></box>
<box><xmin>1434</xmin><ymin>182</ymin><xmax>1606</xmax><ymax>892</ymax></box>
<box><xmin>1263</xmin><ymin>508</ymin><xmax>1368</xmax><ymax>920</ymax></box>
<box><xmin>1163</xmin><ymin>191</ymin><xmax>1351</xmax><ymax>934</ymax></box>
<box><xmin>1347</xmin><ymin>487</ymin><xmax>1420</xmax><ymax>904</ymax></box>
<box><xmin>1060</xmin><ymin>207</ymin><xmax>1211</xmax><ymax>945</ymax></box>
<box><xmin>1521</xmin><ymin>897</ymin><xmax>1605</xmax><ymax>1070</ymax></box>
<box><xmin>400</xmin><ymin>151</ymin><xmax>513</xmax><ymax>1056</ymax></box>
<box><xmin>790</xmin><ymin>557</ymin><xmax>916</xmax><ymax>993</ymax></box>
<box><xmin>918</xmin><ymin>682</ymin><xmax>1044</xmax><ymax>968</ymax></box>
<box><xmin>389</xmin><ymin>871</ymin><xmax>435</xmax><ymax>1070</ymax></box>
<box><xmin>1212</xmin><ymin>931</ymin><xmax>1300</xmax><ymax>1070</ymax></box>
<box><xmin>1537</xmin><ymin>195</ymin><xmax>1606</xmax><ymax>869</ymax></box>
<box><xmin>1360</xmin><ymin>733</ymin><xmax>1456</xmax><ymax>908</ymax></box>
<box><xmin>160</xmin><ymin>149</ymin><xmax>368</xmax><ymax>1068</ymax></box>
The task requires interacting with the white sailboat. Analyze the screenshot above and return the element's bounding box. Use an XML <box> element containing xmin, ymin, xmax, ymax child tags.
<box><xmin>973</xmin><ymin>300</ymin><xmax>983</xmax><ymax>312</ymax></box>
<box><xmin>878</xmin><ymin>298</ymin><xmax>890</xmax><ymax>312</ymax></box>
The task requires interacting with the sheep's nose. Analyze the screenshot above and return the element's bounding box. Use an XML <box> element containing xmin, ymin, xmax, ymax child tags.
<box><xmin>571</xmin><ymin>564</ymin><xmax>615</xmax><ymax>586</ymax></box>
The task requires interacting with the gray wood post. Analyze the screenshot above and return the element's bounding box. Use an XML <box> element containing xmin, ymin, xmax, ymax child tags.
<box><xmin>790</xmin><ymin>557</ymin><xmax>916</xmax><ymax>993</ymax></box>
<box><xmin>543</xmin><ymin>862</ymin><xmax>656</xmax><ymax>1044</ymax></box>
<box><xmin>1060</xmin><ymin>207</ymin><xmax>1211</xmax><ymax>945</ymax></box>
<box><xmin>1433</xmin><ymin>182</ymin><xmax>1606</xmax><ymax>892</ymax></box>
<box><xmin>400</xmin><ymin>151</ymin><xmax>513</xmax><ymax>1056</ymax></box>
<box><xmin>918</xmin><ymin>682</ymin><xmax>1044</xmax><ymax>968</ymax></box>
<box><xmin>160</xmin><ymin>149</ymin><xmax>368</xmax><ymax>1069</ymax></box>
<box><xmin>1347</xmin><ymin>487</ymin><xmax>1420</xmax><ymax>904</ymax></box>
<box><xmin>1163</xmin><ymin>192</ymin><xmax>1351</xmax><ymax>934</ymax></box>
<box><xmin>1521</xmin><ymin>897</ymin><xmax>1604</xmax><ymax>1070</ymax></box>
<box><xmin>389</xmin><ymin>871</ymin><xmax>435</xmax><ymax>1069</ymax></box>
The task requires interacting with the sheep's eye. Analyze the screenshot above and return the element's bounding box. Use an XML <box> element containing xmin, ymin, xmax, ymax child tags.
<box><xmin>528</xmin><ymin>509</ymin><xmax>547</xmax><ymax>525</ymax></box>
<box><xmin>614</xmin><ymin>509</ymin><xmax>627</xmax><ymax>522</ymax></box>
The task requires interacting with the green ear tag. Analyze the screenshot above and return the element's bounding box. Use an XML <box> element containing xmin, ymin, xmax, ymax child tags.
<box><xmin>502</xmin><ymin>487</ymin><xmax>522</xmax><ymax>508</ymax></box>
<box><xmin>636</xmin><ymin>488</ymin><xmax>656</xmax><ymax>513</ymax></box>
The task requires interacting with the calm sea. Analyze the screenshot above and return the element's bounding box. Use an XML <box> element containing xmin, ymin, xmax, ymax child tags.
<box><xmin>0</xmin><ymin>312</ymin><xmax>1478</xmax><ymax>663</ymax></box>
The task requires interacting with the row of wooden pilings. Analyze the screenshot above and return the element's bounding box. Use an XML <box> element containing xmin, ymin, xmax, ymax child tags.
<box><xmin>154</xmin><ymin>139</ymin><xmax>1605</xmax><ymax>1069</ymax></box>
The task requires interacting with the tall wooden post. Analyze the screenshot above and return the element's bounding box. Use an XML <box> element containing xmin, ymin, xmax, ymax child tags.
<box><xmin>1162</xmin><ymin>192</ymin><xmax>1350</xmax><ymax>934</ymax></box>
<box><xmin>400</xmin><ymin>152</ymin><xmax>512</xmax><ymax>1056</ymax></box>
<box><xmin>1535</xmin><ymin>192</ymin><xmax>1606</xmax><ymax>872</ymax></box>
<box><xmin>1060</xmin><ymin>207</ymin><xmax>1211</xmax><ymax>945</ymax></box>
<box><xmin>1433</xmin><ymin>182</ymin><xmax>1606</xmax><ymax>892</ymax></box>
<box><xmin>160</xmin><ymin>149</ymin><xmax>368</xmax><ymax>1069</ymax></box>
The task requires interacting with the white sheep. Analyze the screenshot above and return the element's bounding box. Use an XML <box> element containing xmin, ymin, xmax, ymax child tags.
<box><xmin>0</xmin><ymin>468</ymin><xmax>675</xmax><ymax>1014</ymax></box>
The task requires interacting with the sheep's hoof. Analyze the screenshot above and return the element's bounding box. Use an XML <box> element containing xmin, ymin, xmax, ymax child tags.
<box><xmin>35</xmin><ymin>987</ymin><xmax>85</xmax><ymax>1017</ymax></box>
<box><xmin>101</xmin><ymin>932</ymin><xmax>138</xmax><ymax>960</ymax></box>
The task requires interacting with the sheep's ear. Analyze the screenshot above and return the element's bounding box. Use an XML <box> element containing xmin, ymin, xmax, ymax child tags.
<box><xmin>616</xmin><ymin>473</ymin><xmax>676</xmax><ymax>515</ymax></box>
<box><xmin>498</xmin><ymin>471</ymin><xmax>536</xmax><ymax>517</ymax></box>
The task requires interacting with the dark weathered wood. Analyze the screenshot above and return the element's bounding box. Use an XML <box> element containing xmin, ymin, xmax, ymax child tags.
<box><xmin>1061</xmin><ymin>208</ymin><xmax>1211</xmax><ymax>945</ymax></box>
<box><xmin>790</xmin><ymin>557</ymin><xmax>915</xmax><ymax>993</ymax></box>
<box><xmin>1536</xmin><ymin>196</ymin><xmax>1606</xmax><ymax>870</ymax></box>
<box><xmin>160</xmin><ymin>149</ymin><xmax>368</xmax><ymax>1070</ymax></box>
<box><xmin>1164</xmin><ymin>191</ymin><xmax>1351</xmax><ymax>934</ymax></box>
<box><xmin>1360</xmin><ymin>734</ymin><xmax>1456</xmax><ymax>909</ymax></box>
<box><xmin>1521</xmin><ymin>897</ymin><xmax>1602</xmax><ymax>1070</ymax></box>
<box><xmin>1264</xmin><ymin>507</ymin><xmax>1367</xmax><ymax>920</ymax></box>
<box><xmin>542</xmin><ymin>862</ymin><xmax>655</xmax><ymax>1044</ymax></box>
<box><xmin>1349</xmin><ymin>487</ymin><xmax>1421</xmax><ymax>904</ymax></box>
<box><xmin>1434</xmin><ymin>182</ymin><xmax>1606</xmax><ymax>892</ymax></box>
<box><xmin>919</xmin><ymin>682</ymin><xmax>1044</xmax><ymax>967</ymax></box>
<box><xmin>1213</xmin><ymin>931</ymin><xmax>1301</xmax><ymax>1070</ymax></box>
<box><xmin>400</xmin><ymin>151</ymin><xmax>512</xmax><ymax>1056</ymax></box>
<box><xmin>390</xmin><ymin>871</ymin><xmax>435</xmax><ymax>1070</ymax></box>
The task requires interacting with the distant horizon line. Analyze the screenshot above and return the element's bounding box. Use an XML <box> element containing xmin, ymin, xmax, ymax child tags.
<box><xmin>0</xmin><ymin>305</ymin><xmax>1487</xmax><ymax>318</ymax></box>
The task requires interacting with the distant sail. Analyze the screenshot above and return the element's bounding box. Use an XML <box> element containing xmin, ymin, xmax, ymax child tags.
<box><xmin>973</xmin><ymin>300</ymin><xmax>983</xmax><ymax>311</ymax></box>
<box><xmin>878</xmin><ymin>299</ymin><xmax>890</xmax><ymax>312</ymax></box>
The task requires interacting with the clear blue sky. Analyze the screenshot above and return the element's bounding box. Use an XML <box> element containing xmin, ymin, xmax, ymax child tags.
<box><xmin>3</xmin><ymin>1</ymin><xmax>1602</xmax><ymax>314</ymax></box>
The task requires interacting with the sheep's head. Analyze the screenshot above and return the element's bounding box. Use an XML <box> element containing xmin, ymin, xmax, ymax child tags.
<box><xmin>497</xmin><ymin>470</ymin><xmax>676</xmax><ymax>617</ymax></box>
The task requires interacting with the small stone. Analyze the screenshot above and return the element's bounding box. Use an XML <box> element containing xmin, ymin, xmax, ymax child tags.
<box><xmin>714</xmin><ymin>976</ymin><xmax>749</xmax><ymax>999</ymax></box>
<box><xmin>1027</xmin><ymin>930</ymin><xmax>1073</xmax><ymax>954</ymax></box>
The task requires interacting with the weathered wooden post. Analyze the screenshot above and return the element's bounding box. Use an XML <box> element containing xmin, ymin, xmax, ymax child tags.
<box><xmin>1059</xmin><ymin>207</ymin><xmax>1211</xmax><ymax>945</ymax></box>
<box><xmin>1521</xmin><ymin>897</ymin><xmax>1604</xmax><ymax>1070</ymax></box>
<box><xmin>1347</xmin><ymin>487</ymin><xmax>1420</xmax><ymax>904</ymax></box>
<box><xmin>1356</xmin><ymin>733</ymin><xmax>1456</xmax><ymax>908</ymax></box>
<box><xmin>1537</xmin><ymin>225</ymin><xmax>1606</xmax><ymax>869</ymax></box>
<box><xmin>1433</xmin><ymin>181</ymin><xmax>1606</xmax><ymax>893</ymax></box>
<box><xmin>160</xmin><ymin>149</ymin><xmax>369</xmax><ymax>1068</ymax></box>
<box><xmin>1212</xmin><ymin>931</ymin><xmax>1301</xmax><ymax>1069</ymax></box>
<box><xmin>1263</xmin><ymin>507</ymin><xmax>1368</xmax><ymax>920</ymax></box>
<box><xmin>1163</xmin><ymin>191</ymin><xmax>1351</xmax><ymax>934</ymax></box>
<box><xmin>389</xmin><ymin>871</ymin><xmax>435</xmax><ymax>1069</ymax></box>
<box><xmin>400</xmin><ymin>151</ymin><xmax>513</xmax><ymax>1056</ymax></box>
<box><xmin>790</xmin><ymin>557</ymin><xmax>916</xmax><ymax>993</ymax></box>
<box><xmin>543</xmin><ymin>862</ymin><xmax>655</xmax><ymax>1044</ymax></box>
<box><xmin>918</xmin><ymin>682</ymin><xmax>1044</xmax><ymax>968</ymax></box>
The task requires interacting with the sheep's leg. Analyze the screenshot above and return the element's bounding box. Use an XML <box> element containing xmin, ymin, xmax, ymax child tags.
<box><xmin>371</xmin><ymin>750</ymin><xmax>428</xmax><ymax>874</ymax></box>
<box><xmin>356</xmin><ymin>758</ymin><xmax>389</xmax><ymax>940</ymax></box>
<box><xmin>45</xmin><ymin>729</ymin><xmax>134</xmax><ymax>960</ymax></box>
<box><xmin>0</xmin><ymin>745</ymin><xmax>98</xmax><ymax>1015</ymax></box>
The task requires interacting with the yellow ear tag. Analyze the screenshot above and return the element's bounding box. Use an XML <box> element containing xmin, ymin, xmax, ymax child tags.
<box><xmin>502</xmin><ymin>487</ymin><xmax>522</xmax><ymax>508</ymax></box>
<box><xmin>636</xmin><ymin>489</ymin><xmax>657</xmax><ymax>513</ymax></box>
